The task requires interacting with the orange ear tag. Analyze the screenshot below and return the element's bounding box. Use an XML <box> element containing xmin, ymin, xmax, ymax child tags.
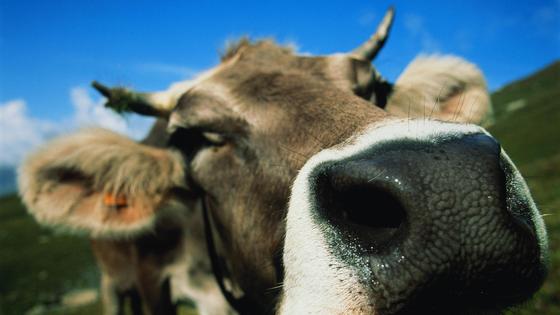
<box><xmin>103</xmin><ymin>193</ymin><xmax>128</xmax><ymax>208</ymax></box>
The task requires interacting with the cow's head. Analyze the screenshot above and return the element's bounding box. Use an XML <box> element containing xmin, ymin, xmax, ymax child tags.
<box><xmin>19</xmin><ymin>8</ymin><xmax>547</xmax><ymax>314</ymax></box>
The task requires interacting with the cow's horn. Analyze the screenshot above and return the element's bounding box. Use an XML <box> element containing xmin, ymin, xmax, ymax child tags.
<box><xmin>350</xmin><ymin>6</ymin><xmax>395</xmax><ymax>61</ymax></box>
<box><xmin>91</xmin><ymin>81</ymin><xmax>170</xmax><ymax>118</ymax></box>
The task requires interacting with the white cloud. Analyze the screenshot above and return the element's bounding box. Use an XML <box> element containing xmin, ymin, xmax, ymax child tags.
<box><xmin>0</xmin><ymin>88</ymin><xmax>154</xmax><ymax>167</ymax></box>
<box><xmin>70</xmin><ymin>87</ymin><xmax>154</xmax><ymax>140</ymax></box>
<box><xmin>403</xmin><ymin>13</ymin><xmax>441</xmax><ymax>53</ymax></box>
<box><xmin>0</xmin><ymin>99</ymin><xmax>59</xmax><ymax>166</ymax></box>
<box><xmin>70</xmin><ymin>87</ymin><xmax>129</xmax><ymax>134</ymax></box>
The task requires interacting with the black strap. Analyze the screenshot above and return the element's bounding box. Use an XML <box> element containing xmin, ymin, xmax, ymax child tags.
<box><xmin>201</xmin><ymin>196</ymin><xmax>253</xmax><ymax>315</ymax></box>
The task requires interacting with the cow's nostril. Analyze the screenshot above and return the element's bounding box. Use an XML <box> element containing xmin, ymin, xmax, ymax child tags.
<box><xmin>336</xmin><ymin>186</ymin><xmax>405</xmax><ymax>230</ymax></box>
<box><xmin>314</xmin><ymin>162</ymin><xmax>408</xmax><ymax>251</ymax></box>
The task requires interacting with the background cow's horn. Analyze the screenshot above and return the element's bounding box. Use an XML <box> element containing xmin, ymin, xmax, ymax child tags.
<box><xmin>91</xmin><ymin>81</ymin><xmax>170</xmax><ymax>118</ymax></box>
<box><xmin>350</xmin><ymin>6</ymin><xmax>395</xmax><ymax>61</ymax></box>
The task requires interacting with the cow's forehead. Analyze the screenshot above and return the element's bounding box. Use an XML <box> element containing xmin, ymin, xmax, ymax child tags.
<box><xmin>173</xmin><ymin>41</ymin><xmax>296</xmax><ymax>99</ymax></box>
<box><xmin>220</xmin><ymin>40</ymin><xmax>296</xmax><ymax>65</ymax></box>
<box><xmin>212</xmin><ymin>40</ymin><xmax>334</xmax><ymax>86</ymax></box>
<box><xmin>172</xmin><ymin>42</ymin><xmax>322</xmax><ymax>112</ymax></box>
<box><xmin>170</xmin><ymin>39</ymin><xmax>386</xmax><ymax>145</ymax></box>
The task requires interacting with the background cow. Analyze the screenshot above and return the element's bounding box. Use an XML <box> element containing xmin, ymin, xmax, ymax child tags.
<box><xmin>18</xmin><ymin>121</ymin><xmax>235</xmax><ymax>315</ymax></box>
<box><xmin>89</xmin><ymin>120</ymin><xmax>236</xmax><ymax>315</ymax></box>
<box><xmin>18</xmin><ymin>8</ymin><xmax>546</xmax><ymax>315</ymax></box>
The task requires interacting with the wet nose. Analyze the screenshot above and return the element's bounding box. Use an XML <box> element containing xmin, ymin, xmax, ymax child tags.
<box><xmin>311</xmin><ymin>133</ymin><xmax>546</xmax><ymax>311</ymax></box>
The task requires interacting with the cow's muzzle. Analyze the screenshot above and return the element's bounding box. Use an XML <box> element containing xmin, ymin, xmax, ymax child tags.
<box><xmin>309</xmin><ymin>133</ymin><xmax>547</xmax><ymax>314</ymax></box>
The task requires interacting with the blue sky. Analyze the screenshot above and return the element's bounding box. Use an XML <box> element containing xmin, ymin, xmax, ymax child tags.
<box><xmin>0</xmin><ymin>0</ymin><xmax>559</xmax><ymax>167</ymax></box>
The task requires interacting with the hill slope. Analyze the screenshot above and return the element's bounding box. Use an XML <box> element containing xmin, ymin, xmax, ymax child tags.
<box><xmin>488</xmin><ymin>60</ymin><xmax>560</xmax><ymax>315</ymax></box>
<box><xmin>489</xmin><ymin>60</ymin><xmax>560</xmax><ymax>165</ymax></box>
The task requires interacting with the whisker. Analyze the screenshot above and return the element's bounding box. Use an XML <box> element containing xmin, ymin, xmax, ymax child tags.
<box><xmin>278</xmin><ymin>145</ymin><xmax>309</xmax><ymax>162</ymax></box>
<box><xmin>407</xmin><ymin>97</ymin><xmax>411</xmax><ymax>133</ymax></box>
<box><xmin>422</xmin><ymin>93</ymin><xmax>426</xmax><ymax>122</ymax></box>
<box><xmin>305</xmin><ymin>132</ymin><xmax>328</xmax><ymax>147</ymax></box>
<box><xmin>368</xmin><ymin>170</ymin><xmax>386</xmax><ymax>183</ymax></box>
<box><xmin>266</xmin><ymin>282</ymin><xmax>284</xmax><ymax>291</ymax></box>
<box><xmin>466</xmin><ymin>99</ymin><xmax>476</xmax><ymax>123</ymax></box>
<box><xmin>428</xmin><ymin>86</ymin><xmax>444</xmax><ymax>120</ymax></box>
<box><xmin>453</xmin><ymin>91</ymin><xmax>466</xmax><ymax>122</ymax></box>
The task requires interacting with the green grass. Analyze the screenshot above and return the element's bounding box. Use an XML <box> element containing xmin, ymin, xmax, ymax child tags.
<box><xmin>1</xmin><ymin>61</ymin><xmax>558</xmax><ymax>314</ymax></box>
<box><xmin>491</xmin><ymin>61</ymin><xmax>560</xmax><ymax>124</ymax></box>
<box><xmin>488</xmin><ymin>60</ymin><xmax>560</xmax><ymax>314</ymax></box>
<box><xmin>0</xmin><ymin>194</ymin><xmax>99</xmax><ymax>315</ymax></box>
<box><xmin>489</xmin><ymin>61</ymin><xmax>560</xmax><ymax>165</ymax></box>
<box><xmin>503</xmin><ymin>155</ymin><xmax>560</xmax><ymax>314</ymax></box>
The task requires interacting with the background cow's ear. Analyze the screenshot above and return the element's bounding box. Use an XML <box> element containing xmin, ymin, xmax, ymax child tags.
<box><xmin>18</xmin><ymin>128</ymin><xmax>187</xmax><ymax>238</ymax></box>
<box><xmin>385</xmin><ymin>55</ymin><xmax>494</xmax><ymax>126</ymax></box>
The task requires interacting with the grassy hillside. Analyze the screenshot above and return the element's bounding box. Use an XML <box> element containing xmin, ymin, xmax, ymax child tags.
<box><xmin>489</xmin><ymin>61</ymin><xmax>560</xmax><ymax>165</ymax></box>
<box><xmin>488</xmin><ymin>60</ymin><xmax>560</xmax><ymax>314</ymax></box>
<box><xmin>0</xmin><ymin>61</ymin><xmax>558</xmax><ymax>314</ymax></box>
<box><xmin>0</xmin><ymin>194</ymin><xmax>99</xmax><ymax>315</ymax></box>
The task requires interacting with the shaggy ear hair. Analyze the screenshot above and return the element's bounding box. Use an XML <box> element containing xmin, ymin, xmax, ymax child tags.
<box><xmin>18</xmin><ymin>128</ymin><xmax>186</xmax><ymax>238</ymax></box>
<box><xmin>386</xmin><ymin>55</ymin><xmax>494</xmax><ymax>126</ymax></box>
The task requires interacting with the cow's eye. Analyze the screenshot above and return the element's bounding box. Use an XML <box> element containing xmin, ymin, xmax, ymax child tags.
<box><xmin>168</xmin><ymin>127</ymin><xmax>226</xmax><ymax>159</ymax></box>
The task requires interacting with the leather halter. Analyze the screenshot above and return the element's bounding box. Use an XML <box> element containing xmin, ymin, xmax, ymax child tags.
<box><xmin>201</xmin><ymin>196</ymin><xmax>253</xmax><ymax>314</ymax></box>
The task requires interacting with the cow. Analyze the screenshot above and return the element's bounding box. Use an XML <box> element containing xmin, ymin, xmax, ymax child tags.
<box><xmin>88</xmin><ymin>120</ymin><xmax>237</xmax><ymax>315</ymax></box>
<box><xmin>18</xmin><ymin>7</ymin><xmax>547</xmax><ymax>315</ymax></box>
<box><xmin>19</xmin><ymin>119</ymin><xmax>236</xmax><ymax>315</ymax></box>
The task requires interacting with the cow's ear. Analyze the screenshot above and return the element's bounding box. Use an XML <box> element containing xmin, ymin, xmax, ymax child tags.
<box><xmin>385</xmin><ymin>55</ymin><xmax>494</xmax><ymax>126</ymax></box>
<box><xmin>349</xmin><ymin>57</ymin><xmax>393</xmax><ymax>108</ymax></box>
<box><xmin>18</xmin><ymin>128</ymin><xmax>187</xmax><ymax>238</ymax></box>
<box><xmin>325</xmin><ymin>55</ymin><xmax>393</xmax><ymax>108</ymax></box>
<box><xmin>338</xmin><ymin>6</ymin><xmax>394</xmax><ymax>107</ymax></box>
